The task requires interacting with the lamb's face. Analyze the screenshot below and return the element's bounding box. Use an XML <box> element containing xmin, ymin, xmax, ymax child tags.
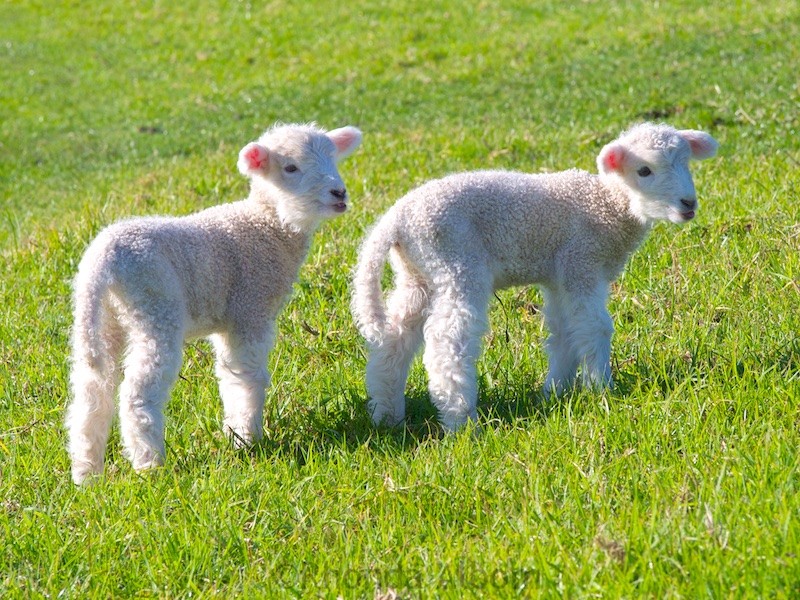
<box><xmin>598</xmin><ymin>123</ymin><xmax>718</xmax><ymax>226</ymax></box>
<box><xmin>237</xmin><ymin>124</ymin><xmax>362</xmax><ymax>230</ymax></box>
<box><xmin>625</xmin><ymin>143</ymin><xmax>700</xmax><ymax>224</ymax></box>
<box><xmin>271</xmin><ymin>135</ymin><xmax>350</xmax><ymax>217</ymax></box>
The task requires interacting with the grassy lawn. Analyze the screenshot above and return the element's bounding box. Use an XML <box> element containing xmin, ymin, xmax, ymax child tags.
<box><xmin>2</xmin><ymin>0</ymin><xmax>799</xmax><ymax>597</ymax></box>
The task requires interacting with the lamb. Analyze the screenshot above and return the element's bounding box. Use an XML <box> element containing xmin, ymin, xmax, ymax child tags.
<box><xmin>66</xmin><ymin>122</ymin><xmax>362</xmax><ymax>484</ymax></box>
<box><xmin>351</xmin><ymin>122</ymin><xmax>717</xmax><ymax>432</ymax></box>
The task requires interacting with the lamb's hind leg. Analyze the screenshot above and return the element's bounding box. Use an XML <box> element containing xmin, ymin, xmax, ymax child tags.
<box><xmin>422</xmin><ymin>276</ymin><xmax>490</xmax><ymax>432</ymax></box>
<box><xmin>117</xmin><ymin>311</ymin><xmax>184</xmax><ymax>472</ymax></box>
<box><xmin>66</xmin><ymin>307</ymin><xmax>125</xmax><ymax>484</ymax></box>
<box><xmin>365</xmin><ymin>257</ymin><xmax>428</xmax><ymax>427</ymax></box>
<box><xmin>211</xmin><ymin>329</ymin><xmax>273</xmax><ymax>447</ymax></box>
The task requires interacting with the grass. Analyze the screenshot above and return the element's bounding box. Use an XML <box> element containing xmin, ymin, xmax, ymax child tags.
<box><xmin>2</xmin><ymin>0</ymin><xmax>799</xmax><ymax>597</ymax></box>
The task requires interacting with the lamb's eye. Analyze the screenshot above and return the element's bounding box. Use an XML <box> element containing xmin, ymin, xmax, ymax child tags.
<box><xmin>284</xmin><ymin>164</ymin><xmax>299</xmax><ymax>173</ymax></box>
<box><xmin>637</xmin><ymin>166</ymin><xmax>653</xmax><ymax>177</ymax></box>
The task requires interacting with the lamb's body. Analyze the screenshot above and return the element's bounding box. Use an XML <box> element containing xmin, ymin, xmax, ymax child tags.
<box><xmin>79</xmin><ymin>199</ymin><xmax>307</xmax><ymax>342</ymax></box>
<box><xmin>67</xmin><ymin>123</ymin><xmax>361</xmax><ymax>484</ymax></box>
<box><xmin>352</xmin><ymin>123</ymin><xmax>717</xmax><ymax>431</ymax></box>
<box><xmin>387</xmin><ymin>169</ymin><xmax>646</xmax><ymax>290</ymax></box>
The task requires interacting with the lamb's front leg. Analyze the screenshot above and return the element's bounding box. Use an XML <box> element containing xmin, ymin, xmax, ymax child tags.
<box><xmin>564</xmin><ymin>283</ymin><xmax>614</xmax><ymax>390</ymax></box>
<box><xmin>541</xmin><ymin>287</ymin><xmax>580</xmax><ymax>396</ymax></box>
<box><xmin>211</xmin><ymin>329</ymin><xmax>273</xmax><ymax>447</ymax></box>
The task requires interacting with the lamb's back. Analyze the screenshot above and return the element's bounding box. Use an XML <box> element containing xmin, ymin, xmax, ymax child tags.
<box><xmin>394</xmin><ymin>169</ymin><xmax>633</xmax><ymax>286</ymax></box>
<box><xmin>90</xmin><ymin>199</ymin><xmax>306</xmax><ymax>336</ymax></box>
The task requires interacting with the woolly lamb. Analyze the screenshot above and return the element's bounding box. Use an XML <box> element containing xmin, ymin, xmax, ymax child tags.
<box><xmin>351</xmin><ymin>122</ymin><xmax>717</xmax><ymax>432</ymax></box>
<box><xmin>67</xmin><ymin>122</ymin><xmax>362</xmax><ymax>484</ymax></box>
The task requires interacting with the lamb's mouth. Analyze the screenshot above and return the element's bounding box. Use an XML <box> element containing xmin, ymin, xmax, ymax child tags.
<box><xmin>681</xmin><ymin>210</ymin><xmax>695</xmax><ymax>221</ymax></box>
<box><xmin>332</xmin><ymin>201</ymin><xmax>348</xmax><ymax>213</ymax></box>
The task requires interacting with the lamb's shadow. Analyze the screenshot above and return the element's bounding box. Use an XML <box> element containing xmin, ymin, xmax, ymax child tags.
<box><xmin>476</xmin><ymin>374</ymin><xmax>558</xmax><ymax>425</ymax></box>
<box><xmin>242</xmin><ymin>336</ymin><xmax>798</xmax><ymax>466</ymax></box>
<box><xmin>245</xmin><ymin>386</ymin><xmax>446</xmax><ymax>466</ymax></box>
<box><xmin>243</xmin><ymin>377</ymin><xmax>564</xmax><ymax>465</ymax></box>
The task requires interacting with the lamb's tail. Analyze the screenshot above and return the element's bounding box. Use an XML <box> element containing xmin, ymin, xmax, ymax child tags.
<box><xmin>70</xmin><ymin>250</ymin><xmax>115</xmax><ymax>374</ymax></box>
<box><xmin>351</xmin><ymin>210</ymin><xmax>398</xmax><ymax>346</ymax></box>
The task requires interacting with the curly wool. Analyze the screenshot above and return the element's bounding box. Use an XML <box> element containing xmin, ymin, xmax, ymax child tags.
<box><xmin>351</xmin><ymin>122</ymin><xmax>717</xmax><ymax>432</ymax></box>
<box><xmin>66</xmin><ymin>122</ymin><xmax>362</xmax><ymax>484</ymax></box>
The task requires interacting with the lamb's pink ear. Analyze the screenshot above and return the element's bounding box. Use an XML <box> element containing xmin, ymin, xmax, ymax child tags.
<box><xmin>678</xmin><ymin>130</ymin><xmax>719</xmax><ymax>160</ymax></box>
<box><xmin>237</xmin><ymin>142</ymin><xmax>270</xmax><ymax>176</ymax></box>
<box><xmin>327</xmin><ymin>126</ymin><xmax>362</xmax><ymax>160</ymax></box>
<box><xmin>597</xmin><ymin>142</ymin><xmax>626</xmax><ymax>174</ymax></box>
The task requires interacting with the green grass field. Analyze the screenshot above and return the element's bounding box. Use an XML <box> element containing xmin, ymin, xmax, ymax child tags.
<box><xmin>2</xmin><ymin>0</ymin><xmax>799</xmax><ymax>597</ymax></box>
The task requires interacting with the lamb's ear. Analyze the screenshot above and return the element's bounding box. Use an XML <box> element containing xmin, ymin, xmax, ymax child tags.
<box><xmin>237</xmin><ymin>142</ymin><xmax>270</xmax><ymax>177</ymax></box>
<box><xmin>597</xmin><ymin>142</ymin><xmax>627</xmax><ymax>175</ymax></box>
<box><xmin>327</xmin><ymin>126</ymin><xmax>362</xmax><ymax>160</ymax></box>
<box><xmin>678</xmin><ymin>130</ymin><xmax>719</xmax><ymax>160</ymax></box>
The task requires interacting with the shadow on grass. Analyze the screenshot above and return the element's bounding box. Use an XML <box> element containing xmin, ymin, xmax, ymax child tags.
<box><xmin>243</xmin><ymin>386</ymin><xmax>444</xmax><ymax>467</ymax></box>
<box><xmin>110</xmin><ymin>337</ymin><xmax>800</xmax><ymax>481</ymax></box>
<box><xmin>239</xmin><ymin>336</ymin><xmax>800</xmax><ymax>467</ymax></box>
<box><xmin>242</xmin><ymin>377</ymin><xmax>562</xmax><ymax>467</ymax></box>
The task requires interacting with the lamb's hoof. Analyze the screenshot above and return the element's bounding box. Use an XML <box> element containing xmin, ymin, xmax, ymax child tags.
<box><xmin>369</xmin><ymin>401</ymin><xmax>405</xmax><ymax>428</ymax></box>
<box><xmin>128</xmin><ymin>447</ymin><xmax>165</xmax><ymax>473</ymax></box>
<box><xmin>371</xmin><ymin>412</ymin><xmax>405</xmax><ymax>428</ymax></box>
<box><xmin>439</xmin><ymin>409</ymin><xmax>478</xmax><ymax>434</ymax></box>
<box><xmin>225</xmin><ymin>424</ymin><xmax>262</xmax><ymax>449</ymax></box>
<box><xmin>542</xmin><ymin>378</ymin><xmax>566</xmax><ymax>397</ymax></box>
<box><xmin>453</xmin><ymin>419</ymin><xmax>483</xmax><ymax>438</ymax></box>
<box><xmin>132</xmin><ymin>457</ymin><xmax>164</xmax><ymax>473</ymax></box>
<box><xmin>71</xmin><ymin>461</ymin><xmax>103</xmax><ymax>486</ymax></box>
<box><xmin>584</xmin><ymin>377</ymin><xmax>614</xmax><ymax>392</ymax></box>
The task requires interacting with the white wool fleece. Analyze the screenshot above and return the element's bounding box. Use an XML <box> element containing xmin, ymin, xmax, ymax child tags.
<box><xmin>66</xmin><ymin>122</ymin><xmax>362</xmax><ymax>484</ymax></box>
<box><xmin>352</xmin><ymin>122</ymin><xmax>717</xmax><ymax>432</ymax></box>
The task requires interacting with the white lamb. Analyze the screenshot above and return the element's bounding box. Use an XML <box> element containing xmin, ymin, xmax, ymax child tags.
<box><xmin>66</xmin><ymin>122</ymin><xmax>362</xmax><ymax>484</ymax></box>
<box><xmin>351</xmin><ymin>122</ymin><xmax>717</xmax><ymax>432</ymax></box>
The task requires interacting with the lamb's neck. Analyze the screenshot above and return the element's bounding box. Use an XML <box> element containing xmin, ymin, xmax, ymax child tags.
<box><xmin>602</xmin><ymin>179</ymin><xmax>651</xmax><ymax>250</ymax></box>
<box><xmin>247</xmin><ymin>190</ymin><xmax>317</xmax><ymax>258</ymax></box>
<box><xmin>250</xmin><ymin>187</ymin><xmax>320</xmax><ymax>236</ymax></box>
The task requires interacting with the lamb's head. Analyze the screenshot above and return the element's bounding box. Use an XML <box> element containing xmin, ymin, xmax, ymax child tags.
<box><xmin>597</xmin><ymin>122</ymin><xmax>718</xmax><ymax>226</ymax></box>
<box><xmin>237</xmin><ymin>123</ymin><xmax>362</xmax><ymax>231</ymax></box>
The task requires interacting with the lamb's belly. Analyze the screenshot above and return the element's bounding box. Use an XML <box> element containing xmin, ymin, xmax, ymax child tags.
<box><xmin>491</xmin><ymin>260</ymin><xmax>552</xmax><ymax>291</ymax></box>
<box><xmin>185</xmin><ymin>315</ymin><xmax>222</xmax><ymax>340</ymax></box>
<box><xmin>183</xmin><ymin>296</ymin><xmax>229</xmax><ymax>340</ymax></box>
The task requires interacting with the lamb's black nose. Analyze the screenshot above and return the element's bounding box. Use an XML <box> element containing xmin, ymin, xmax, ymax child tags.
<box><xmin>331</xmin><ymin>188</ymin><xmax>347</xmax><ymax>199</ymax></box>
<box><xmin>680</xmin><ymin>198</ymin><xmax>697</xmax><ymax>210</ymax></box>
